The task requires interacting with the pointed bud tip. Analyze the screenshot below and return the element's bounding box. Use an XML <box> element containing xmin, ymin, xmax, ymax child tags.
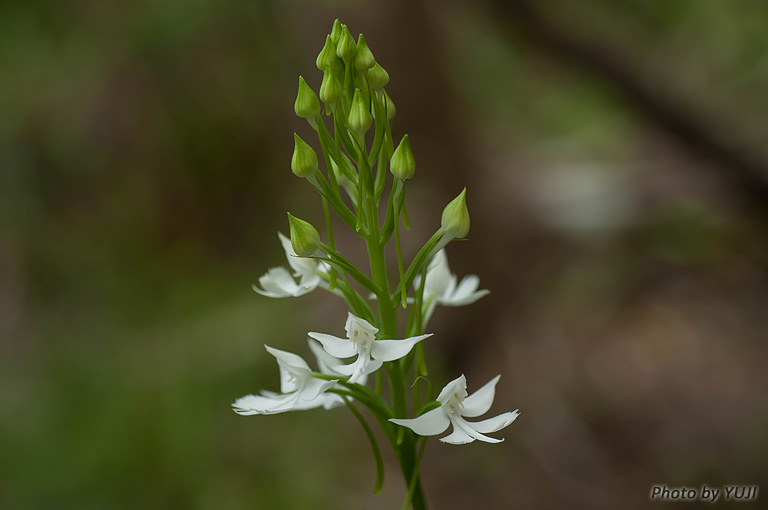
<box><xmin>441</xmin><ymin>188</ymin><xmax>470</xmax><ymax>238</ymax></box>
<box><xmin>366</xmin><ymin>62</ymin><xmax>389</xmax><ymax>90</ymax></box>
<box><xmin>354</xmin><ymin>33</ymin><xmax>375</xmax><ymax>70</ymax></box>
<box><xmin>336</xmin><ymin>24</ymin><xmax>357</xmax><ymax>61</ymax></box>
<box><xmin>348</xmin><ymin>88</ymin><xmax>373</xmax><ymax>133</ymax></box>
<box><xmin>294</xmin><ymin>76</ymin><xmax>321</xmax><ymax>119</ymax></box>
<box><xmin>291</xmin><ymin>134</ymin><xmax>318</xmax><ymax>178</ymax></box>
<box><xmin>287</xmin><ymin>212</ymin><xmax>321</xmax><ymax>256</ymax></box>
<box><xmin>390</xmin><ymin>134</ymin><xmax>415</xmax><ymax>180</ymax></box>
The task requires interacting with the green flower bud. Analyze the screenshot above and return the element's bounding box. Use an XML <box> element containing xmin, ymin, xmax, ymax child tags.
<box><xmin>382</xmin><ymin>90</ymin><xmax>396</xmax><ymax>120</ymax></box>
<box><xmin>330</xmin><ymin>19</ymin><xmax>343</xmax><ymax>46</ymax></box>
<box><xmin>287</xmin><ymin>213</ymin><xmax>321</xmax><ymax>257</ymax></box>
<box><xmin>348</xmin><ymin>88</ymin><xmax>372</xmax><ymax>133</ymax></box>
<box><xmin>294</xmin><ymin>76</ymin><xmax>321</xmax><ymax>119</ymax></box>
<box><xmin>336</xmin><ymin>24</ymin><xmax>357</xmax><ymax>61</ymax></box>
<box><xmin>366</xmin><ymin>62</ymin><xmax>389</xmax><ymax>90</ymax></box>
<box><xmin>320</xmin><ymin>68</ymin><xmax>343</xmax><ymax>104</ymax></box>
<box><xmin>291</xmin><ymin>133</ymin><xmax>318</xmax><ymax>178</ymax></box>
<box><xmin>355</xmin><ymin>34</ymin><xmax>375</xmax><ymax>71</ymax></box>
<box><xmin>316</xmin><ymin>35</ymin><xmax>340</xmax><ymax>71</ymax></box>
<box><xmin>390</xmin><ymin>134</ymin><xmax>415</xmax><ymax>180</ymax></box>
<box><xmin>441</xmin><ymin>188</ymin><xmax>470</xmax><ymax>238</ymax></box>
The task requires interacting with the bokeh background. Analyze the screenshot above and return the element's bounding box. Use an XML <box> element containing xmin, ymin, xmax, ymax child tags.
<box><xmin>3</xmin><ymin>0</ymin><xmax>768</xmax><ymax>508</ymax></box>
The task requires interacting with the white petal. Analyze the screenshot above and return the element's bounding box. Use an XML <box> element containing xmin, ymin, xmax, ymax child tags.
<box><xmin>252</xmin><ymin>267</ymin><xmax>301</xmax><ymax>298</ymax></box>
<box><xmin>437</xmin><ymin>374</ymin><xmax>468</xmax><ymax>405</ymax></box>
<box><xmin>278</xmin><ymin>232</ymin><xmax>317</xmax><ymax>278</ymax></box>
<box><xmin>298</xmin><ymin>272</ymin><xmax>322</xmax><ymax>292</ymax></box>
<box><xmin>232</xmin><ymin>393</ymin><xmax>296</xmax><ymax>415</ymax></box>
<box><xmin>357</xmin><ymin>357</ymin><xmax>383</xmax><ymax>380</ymax></box>
<box><xmin>442</xmin><ymin>275</ymin><xmax>490</xmax><ymax>306</ymax></box>
<box><xmin>424</xmin><ymin>250</ymin><xmax>452</xmax><ymax>297</ymax></box>
<box><xmin>299</xmin><ymin>377</ymin><xmax>338</xmax><ymax>402</ymax></box>
<box><xmin>440</xmin><ymin>274</ymin><xmax>458</xmax><ymax>301</ymax></box>
<box><xmin>264</xmin><ymin>345</ymin><xmax>311</xmax><ymax>373</ymax></box>
<box><xmin>439</xmin><ymin>418</ymin><xmax>476</xmax><ymax>445</ymax></box>
<box><xmin>389</xmin><ymin>407</ymin><xmax>450</xmax><ymax>436</ymax></box>
<box><xmin>461</xmin><ymin>374</ymin><xmax>500</xmax><ymax>418</ymax></box>
<box><xmin>345</xmin><ymin>313</ymin><xmax>379</xmax><ymax>339</ymax></box>
<box><xmin>370</xmin><ymin>334</ymin><xmax>432</xmax><ymax>362</ymax></box>
<box><xmin>308</xmin><ymin>339</ymin><xmax>345</xmax><ymax>376</ymax></box>
<box><xmin>325</xmin><ymin>360</ymin><xmax>358</xmax><ymax>377</ymax></box>
<box><xmin>307</xmin><ymin>332</ymin><xmax>357</xmax><ymax>359</ymax></box>
<box><xmin>455</xmin><ymin>416</ymin><xmax>504</xmax><ymax>443</ymax></box>
<box><xmin>347</xmin><ymin>356</ymin><xmax>381</xmax><ymax>384</ymax></box>
<box><xmin>471</xmin><ymin>410</ymin><xmax>520</xmax><ymax>434</ymax></box>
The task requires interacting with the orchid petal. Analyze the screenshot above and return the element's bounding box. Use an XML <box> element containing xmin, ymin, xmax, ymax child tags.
<box><xmin>471</xmin><ymin>410</ymin><xmax>520</xmax><ymax>434</ymax></box>
<box><xmin>308</xmin><ymin>339</ymin><xmax>345</xmax><ymax>375</ymax></box>
<box><xmin>443</xmin><ymin>275</ymin><xmax>490</xmax><ymax>306</ymax></box>
<box><xmin>300</xmin><ymin>377</ymin><xmax>338</xmax><ymax>401</ymax></box>
<box><xmin>439</xmin><ymin>419</ymin><xmax>476</xmax><ymax>445</ymax></box>
<box><xmin>371</xmin><ymin>334</ymin><xmax>432</xmax><ymax>362</ymax></box>
<box><xmin>307</xmin><ymin>332</ymin><xmax>358</xmax><ymax>358</ymax></box>
<box><xmin>348</xmin><ymin>357</ymin><xmax>381</xmax><ymax>384</ymax></box>
<box><xmin>264</xmin><ymin>345</ymin><xmax>311</xmax><ymax>373</ymax></box>
<box><xmin>424</xmin><ymin>250</ymin><xmax>452</xmax><ymax>296</ymax></box>
<box><xmin>253</xmin><ymin>267</ymin><xmax>303</xmax><ymax>298</ymax></box>
<box><xmin>232</xmin><ymin>393</ymin><xmax>297</xmax><ymax>415</ymax></box>
<box><xmin>389</xmin><ymin>407</ymin><xmax>450</xmax><ymax>436</ymax></box>
<box><xmin>437</xmin><ymin>374</ymin><xmax>468</xmax><ymax>404</ymax></box>
<box><xmin>453</xmin><ymin>416</ymin><xmax>504</xmax><ymax>443</ymax></box>
<box><xmin>461</xmin><ymin>374</ymin><xmax>500</xmax><ymax>418</ymax></box>
<box><xmin>278</xmin><ymin>232</ymin><xmax>317</xmax><ymax>278</ymax></box>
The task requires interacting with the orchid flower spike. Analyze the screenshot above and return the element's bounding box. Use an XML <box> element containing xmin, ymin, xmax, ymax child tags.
<box><xmin>252</xmin><ymin>233</ymin><xmax>328</xmax><ymax>298</ymax></box>
<box><xmin>390</xmin><ymin>374</ymin><xmax>519</xmax><ymax>445</ymax></box>
<box><xmin>416</xmin><ymin>249</ymin><xmax>489</xmax><ymax>325</ymax></box>
<box><xmin>232</xmin><ymin>345</ymin><xmax>339</xmax><ymax>415</ymax></box>
<box><xmin>308</xmin><ymin>313</ymin><xmax>432</xmax><ymax>383</ymax></box>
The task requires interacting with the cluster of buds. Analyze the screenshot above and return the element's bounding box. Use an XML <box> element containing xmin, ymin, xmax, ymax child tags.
<box><xmin>236</xmin><ymin>20</ymin><xmax>517</xmax><ymax>509</ymax></box>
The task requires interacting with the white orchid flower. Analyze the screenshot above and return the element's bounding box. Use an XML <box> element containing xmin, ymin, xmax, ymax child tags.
<box><xmin>232</xmin><ymin>345</ymin><xmax>339</xmax><ymax>415</ymax></box>
<box><xmin>389</xmin><ymin>374</ymin><xmax>519</xmax><ymax>445</ymax></box>
<box><xmin>308</xmin><ymin>313</ymin><xmax>432</xmax><ymax>384</ymax></box>
<box><xmin>416</xmin><ymin>249</ymin><xmax>489</xmax><ymax>325</ymax></box>
<box><xmin>252</xmin><ymin>233</ymin><xmax>327</xmax><ymax>298</ymax></box>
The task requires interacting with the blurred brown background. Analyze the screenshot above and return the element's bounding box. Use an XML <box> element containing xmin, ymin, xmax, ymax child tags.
<box><xmin>2</xmin><ymin>0</ymin><xmax>767</xmax><ymax>508</ymax></box>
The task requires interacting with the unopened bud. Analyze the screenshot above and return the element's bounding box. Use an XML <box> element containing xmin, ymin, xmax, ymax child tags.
<box><xmin>382</xmin><ymin>90</ymin><xmax>396</xmax><ymax>120</ymax></box>
<box><xmin>291</xmin><ymin>134</ymin><xmax>318</xmax><ymax>178</ymax></box>
<box><xmin>366</xmin><ymin>62</ymin><xmax>389</xmax><ymax>90</ymax></box>
<box><xmin>330</xmin><ymin>19</ymin><xmax>343</xmax><ymax>46</ymax></box>
<box><xmin>320</xmin><ymin>68</ymin><xmax>343</xmax><ymax>104</ymax></box>
<box><xmin>441</xmin><ymin>188</ymin><xmax>470</xmax><ymax>238</ymax></box>
<box><xmin>355</xmin><ymin>34</ymin><xmax>375</xmax><ymax>71</ymax></box>
<box><xmin>294</xmin><ymin>76</ymin><xmax>321</xmax><ymax>119</ymax></box>
<box><xmin>390</xmin><ymin>135</ymin><xmax>415</xmax><ymax>180</ymax></box>
<box><xmin>348</xmin><ymin>88</ymin><xmax>372</xmax><ymax>133</ymax></box>
<box><xmin>287</xmin><ymin>213</ymin><xmax>321</xmax><ymax>257</ymax></box>
<box><xmin>336</xmin><ymin>25</ymin><xmax>357</xmax><ymax>61</ymax></box>
<box><xmin>316</xmin><ymin>35</ymin><xmax>340</xmax><ymax>71</ymax></box>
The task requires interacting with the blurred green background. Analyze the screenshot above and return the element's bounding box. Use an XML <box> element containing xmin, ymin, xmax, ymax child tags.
<box><xmin>3</xmin><ymin>0</ymin><xmax>768</xmax><ymax>508</ymax></box>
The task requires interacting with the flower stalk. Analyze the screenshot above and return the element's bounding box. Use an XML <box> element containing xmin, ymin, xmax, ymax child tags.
<box><xmin>233</xmin><ymin>20</ymin><xmax>517</xmax><ymax>509</ymax></box>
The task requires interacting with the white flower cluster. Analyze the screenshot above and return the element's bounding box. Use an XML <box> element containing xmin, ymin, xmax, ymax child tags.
<box><xmin>235</xmin><ymin>236</ymin><xmax>518</xmax><ymax>445</ymax></box>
